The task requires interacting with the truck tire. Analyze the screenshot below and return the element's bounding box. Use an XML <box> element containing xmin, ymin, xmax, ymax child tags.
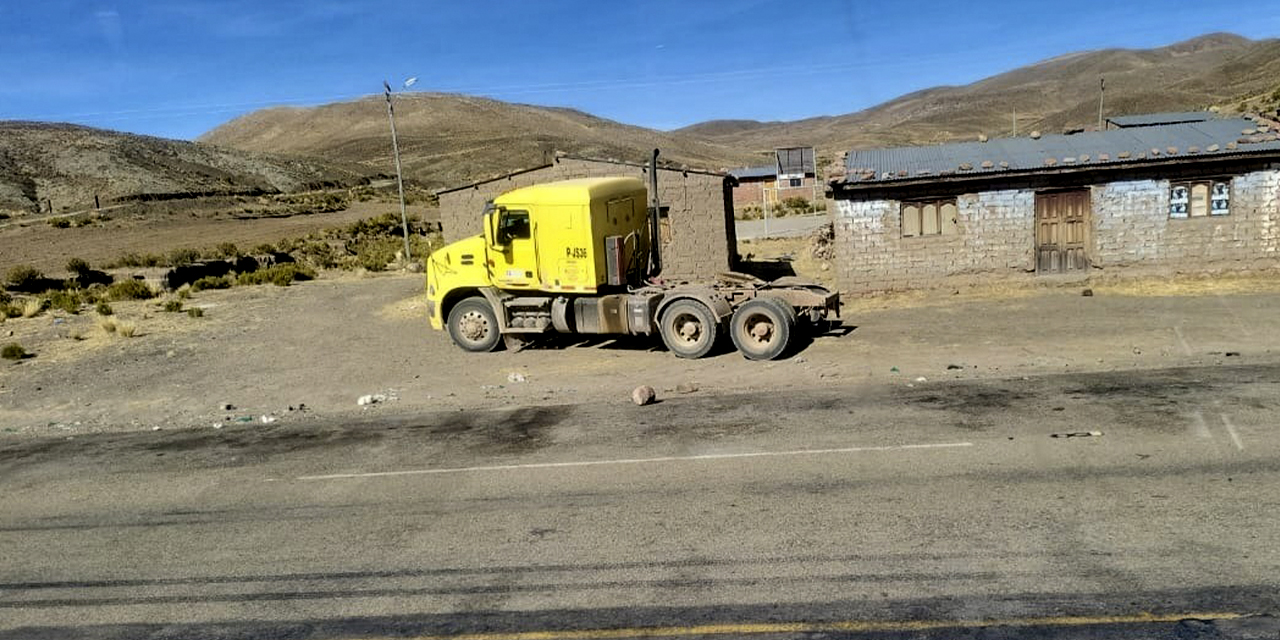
<box><xmin>658</xmin><ymin>299</ymin><xmax>719</xmax><ymax>359</ymax></box>
<box><xmin>447</xmin><ymin>297</ymin><xmax>502</xmax><ymax>352</ymax></box>
<box><xmin>729</xmin><ymin>297</ymin><xmax>796</xmax><ymax>361</ymax></box>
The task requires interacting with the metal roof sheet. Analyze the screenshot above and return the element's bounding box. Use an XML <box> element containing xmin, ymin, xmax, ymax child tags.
<box><xmin>840</xmin><ymin>118</ymin><xmax>1280</xmax><ymax>186</ymax></box>
<box><xmin>776</xmin><ymin>147</ymin><xmax>815</xmax><ymax>175</ymax></box>
<box><xmin>1106</xmin><ymin>111</ymin><xmax>1217</xmax><ymax>127</ymax></box>
<box><xmin>729</xmin><ymin>165</ymin><xmax>776</xmax><ymax>180</ymax></box>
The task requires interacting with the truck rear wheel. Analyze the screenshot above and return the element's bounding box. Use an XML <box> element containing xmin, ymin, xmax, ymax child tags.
<box><xmin>659</xmin><ymin>299</ymin><xmax>719</xmax><ymax>359</ymax></box>
<box><xmin>447</xmin><ymin>297</ymin><xmax>502</xmax><ymax>352</ymax></box>
<box><xmin>730</xmin><ymin>297</ymin><xmax>796</xmax><ymax>361</ymax></box>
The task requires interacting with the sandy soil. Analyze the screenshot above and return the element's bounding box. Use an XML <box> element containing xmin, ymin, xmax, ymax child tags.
<box><xmin>3</xmin><ymin>271</ymin><xmax>1278</xmax><ymax>438</ymax></box>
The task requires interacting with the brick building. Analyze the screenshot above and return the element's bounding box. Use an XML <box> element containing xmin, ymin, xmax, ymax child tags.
<box><xmin>436</xmin><ymin>154</ymin><xmax>738</xmax><ymax>279</ymax></box>
<box><xmin>729</xmin><ymin>147</ymin><xmax>820</xmax><ymax>211</ymax></box>
<box><xmin>827</xmin><ymin>114</ymin><xmax>1280</xmax><ymax>292</ymax></box>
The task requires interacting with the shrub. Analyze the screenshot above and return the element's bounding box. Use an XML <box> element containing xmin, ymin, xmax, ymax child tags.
<box><xmin>44</xmin><ymin>290</ymin><xmax>83</xmax><ymax>314</ymax></box>
<box><xmin>213</xmin><ymin>242</ymin><xmax>241</xmax><ymax>259</ymax></box>
<box><xmin>0</xmin><ymin>304</ymin><xmax>18</xmax><ymax>319</ymax></box>
<box><xmin>98</xmin><ymin>316</ymin><xmax>117</xmax><ymax>334</ymax></box>
<box><xmin>190</xmin><ymin>275</ymin><xmax>232</xmax><ymax>292</ymax></box>
<box><xmin>2</xmin><ymin>343</ymin><xmax>26</xmax><ymax>360</ymax></box>
<box><xmin>167</xmin><ymin>247</ymin><xmax>202</xmax><ymax>267</ymax></box>
<box><xmin>187</xmin><ymin>307</ymin><xmax>204</xmax><ymax>318</ymax></box>
<box><xmin>48</xmin><ymin>218</ymin><xmax>71</xmax><ymax>228</ymax></box>
<box><xmin>6</xmin><ymin>265</ymin><xmax>47</xmax><ymax>291</ymax></box>
<box><xmin>116</xmin><ymin>321</ymin><xmax>138</xmax><ymax>337</ymax></box>
<box><xmin>66</xmin><ymin>258</ymin><xmax>92</xmax><ymax>276</ymax></box>
<box><xmin>0</xmin><ymin>289</ymin><xmax>8</xmax><ymax>305</ymax></box>
<box><xmin>237</xmin><ymin>263</ymin><xmax>315</xmax><ymax>287</ymax></box>
<box><xmin>162</xmin><ymin>299</ymin><xmax>183</xmax><ymax>312</ymax></box>
<box><xmin>107</xmin><ymin>279</ymin><xmax>155</xmax><ymax>301</ymax></box>
<box><xmin>95</xmin><ymin>300</ymin><xmax>114</xmax><ymax>316</ymax></box>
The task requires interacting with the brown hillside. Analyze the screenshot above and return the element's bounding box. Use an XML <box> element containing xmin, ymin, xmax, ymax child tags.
<box><xmin>676</xmin><ymin>33</ymin><xmax>1280</xmax><ymax>159</ymax></box>
<box><xmin>0</xmin><ymin>122</ymin><xmax>366</xmax><ymax>216</ymax></box>
<box><xmin>199</xmin><ymin>93</ymin><xmax>766</xmax><ymax>189</ymax></box>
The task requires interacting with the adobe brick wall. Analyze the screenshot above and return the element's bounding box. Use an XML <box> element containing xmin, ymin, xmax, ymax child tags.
<box><xmin>832</xmin><ymin>190</ymin><xmax>1035</xmax><ymax>292</ymax></box>
<box><xmin>833</xmin><ymin>168</ymin><xmax>1280</xmax><ymax>293</ymax></box>
<box><xmin>437</xmin><ymin>157</ymin><xmax>736</xmax><ymax>279</ymax></box>
<box><xmin>1093</xmin><ymin>171</ymin><xmax>1280</xmax><ymax>272</ymax></box>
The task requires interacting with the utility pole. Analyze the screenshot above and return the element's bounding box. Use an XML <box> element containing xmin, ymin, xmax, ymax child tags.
<box><xmin>1012</xmin><ymin>109</ymin><xmax>1018</xmax><ymax>137</ymax></box>
<box><xmin>1098</xmin><ymin>77</ymin><xmax>1106</xmax><ymax>131</ymax></box>
<box><xmin>384</xmin><ymin>80</ymin><xmax>413</xmax><ymax>265</ymax></box>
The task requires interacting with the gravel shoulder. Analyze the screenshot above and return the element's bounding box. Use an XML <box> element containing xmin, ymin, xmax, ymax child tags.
<box><xmin>3</xmin><ymin>272</ymin><xmax>1280</xmax><ymax>438</ymax></box>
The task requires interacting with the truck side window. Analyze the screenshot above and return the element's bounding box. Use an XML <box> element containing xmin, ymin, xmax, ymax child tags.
<box><xmin>498</xmin><ymin>210</ymin><xmax>531</xmax><ymax>241</ymax></box>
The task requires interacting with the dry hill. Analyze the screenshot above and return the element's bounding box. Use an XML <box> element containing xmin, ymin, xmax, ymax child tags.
<box><xmin>0</xmin><ymin>122</ymin><xmax>366</xmax><ymax>217</ymax></box>
<box><xmin>678</xmin><ymin>33</ymin><xmax>1280</xmax><ymax>158</ymax></box>
<box><xmin>199</xmin><ymin>93</ymin><xmax>766</xmax><ymax>189</ymax></box>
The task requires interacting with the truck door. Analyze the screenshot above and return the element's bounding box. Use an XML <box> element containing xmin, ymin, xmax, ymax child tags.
<box><xmin>492</xmin><ymin>208</ymin><xmax>540</xmax><ymax>289</ymax></box>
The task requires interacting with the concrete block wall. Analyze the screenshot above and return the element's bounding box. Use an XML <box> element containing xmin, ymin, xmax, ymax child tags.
<box><xmin>437</xmin><ymin>157</ymin><xmax>735</xmax><ymax>279</ymax></box>
<box><xmin>1092</xmin><ymin>170</ymin><xmax>1280</xmax><ymax>272</ymax></box>
<box><xmin>832</xmin><ymin>190</ymin><xmax>1034</xmax><ymax>291</ymax></box>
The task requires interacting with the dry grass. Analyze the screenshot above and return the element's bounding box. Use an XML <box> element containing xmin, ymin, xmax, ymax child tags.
<box><xmin>21</xmin><ymin>299</ymin><xmax>42</xmax><ymax>318</ymax></box>
<box><xmin>116</xmin><ymin>321</ymin><xmax>138</xmax><ymax>338</ymax></box>
<box><xmin>1090</xmin><ymin>273</ymin><xmax>1280</xmax><ymax>297</ymax></box>
<box><xmin>98</xmin><ymin>316</ymin><xmax>118</xmax><ymax>334</ymax></box>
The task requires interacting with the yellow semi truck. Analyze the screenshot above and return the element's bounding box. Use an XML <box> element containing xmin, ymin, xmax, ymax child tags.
<box><xmin>426</xmin><ymin>155</ymin><xmax>839</xmax><ymax>360</ymax></box>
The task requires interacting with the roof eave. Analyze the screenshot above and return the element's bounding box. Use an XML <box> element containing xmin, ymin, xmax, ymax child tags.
<box><xmin>831</xmin><ymin>149</ymin><xmax>1280</xmax><ymax>193</ymax></box>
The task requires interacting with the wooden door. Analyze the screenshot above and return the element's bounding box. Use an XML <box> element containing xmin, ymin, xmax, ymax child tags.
<box><xmin>1035</xmin><ymin>190</ymin><xmax>1091</xmax><ymax>274</ymax></box>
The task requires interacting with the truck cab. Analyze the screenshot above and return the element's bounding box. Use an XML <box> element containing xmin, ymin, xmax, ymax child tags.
<box><xmin>426</xmin><ymin>175</ymin><xmax>840</xmax><ymax>360</ymax></box>
<box><xmin>427</xmin><ymin>177</ymin><xmax>650</xmax><ymax>331</ymax></box>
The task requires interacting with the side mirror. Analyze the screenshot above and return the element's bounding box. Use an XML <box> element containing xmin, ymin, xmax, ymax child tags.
<box><xmin>488</xmin><ymin>210</ymin><xmax>506</xmax><ymax>249</ymax></box>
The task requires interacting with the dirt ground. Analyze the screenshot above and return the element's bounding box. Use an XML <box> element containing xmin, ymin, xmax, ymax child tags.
<box><xmin>3</xmin><ymin>268</ymin><xmax>1279</xmax><ymax>438</ymax></box>
<box><xmin>0</xmin><ymin>200</ymin><xmax>437</xmax><ymax>274</ymax></box>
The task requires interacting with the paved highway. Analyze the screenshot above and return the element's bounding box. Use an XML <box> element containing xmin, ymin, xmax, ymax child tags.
<box><xmin>2</xmin><ymin>363</ymin><xmax>1278</xmax><ymax>639</ymax></box>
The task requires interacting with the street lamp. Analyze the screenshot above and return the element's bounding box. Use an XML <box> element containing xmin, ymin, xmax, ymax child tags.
<box><xmin>384</xmin><ymin>78</ymin><xmax>414</xmax><ymax>265</ymax></box>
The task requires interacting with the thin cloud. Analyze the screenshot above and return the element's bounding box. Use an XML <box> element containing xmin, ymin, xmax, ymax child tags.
<box><xmin>95</xmin><ymin>8</ymin><xmax>125</xmax><ymax>52</ymax></box>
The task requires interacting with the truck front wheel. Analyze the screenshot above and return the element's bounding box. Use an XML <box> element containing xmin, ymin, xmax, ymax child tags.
<box><xmin>729</xmin><ymin>297</ymin><xmax>796</xmax><ymax>361</ymax></box>
<box><xmin>659</xmin><ymin>299</ymin><xmax>719</xmax><ymax>359</ymax></box>
<box><xmin>447</xmin><ymin>297</ymin><xmax>503</xmax><ymax>352</ymax></box>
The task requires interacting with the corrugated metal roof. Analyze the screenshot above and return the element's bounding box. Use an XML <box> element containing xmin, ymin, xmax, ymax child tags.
<box><xmin>839</xmin><ymin>118</ymin><xmax>1280</xmax><ymax>185</ymax></box>
<box><xmin>1106</xmin><ymin>111</ymin><xmax>1216</xmax><ymax>128</ymax></box>
<box><xmin>729</xmin><ymin>165</ymin><xmax>776</xmax><ymax>180</ymax></box>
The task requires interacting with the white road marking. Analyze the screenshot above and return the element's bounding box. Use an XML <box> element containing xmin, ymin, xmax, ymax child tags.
<box><xmin>1220</xmin><ymin>414</ymin><xmax>1245</xmax><ymax>450</ymax></box>
<box><xmin>1190</xmin><ymin>411</ymin><xmax>1213</xmax><ymax>439</ymax></box>
<box><xmin>1172</xmin><ymin>326</ymin><xmax>1193</xmax><ymax>356</ymax></box>
<box><xmin>295</xmin><ymin>442</ymin><xmax>975</xmax><ymax>481</ymax></box>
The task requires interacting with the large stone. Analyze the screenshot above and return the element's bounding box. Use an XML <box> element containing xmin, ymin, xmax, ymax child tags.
<box><xmin>631</xmin><ymin>385</ymin><xmax>656</xmax><ymax>406</ymax></box>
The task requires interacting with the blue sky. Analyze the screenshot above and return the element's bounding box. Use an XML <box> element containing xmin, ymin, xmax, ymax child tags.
<box><xmin>2</xmin><ymin>0</ymin><xmax>1278</xmax><ymax>140</ymax></box>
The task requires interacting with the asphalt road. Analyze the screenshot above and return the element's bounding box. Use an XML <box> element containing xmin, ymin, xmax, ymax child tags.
<box><xmin>2</xmin><ymin>363</ymin><xmax>1279</xmax><ymax>640</ymax></box>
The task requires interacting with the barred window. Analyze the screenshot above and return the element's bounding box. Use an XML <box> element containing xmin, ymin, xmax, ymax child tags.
<box><xmin>1170</xmin><ymin>180</ymin><xmax>1230</xmax><ymax>218</ymax></box>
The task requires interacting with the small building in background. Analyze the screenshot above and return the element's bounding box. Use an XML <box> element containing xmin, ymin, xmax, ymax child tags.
<box><xmin>436</xmin><ymin>154</ymin><xmax>738</xmax><ymax>279</ymax></box>
<box><xmin>827</xmin><ymin>113</ymin><xmax>1280</xmax><ymax>292</ymax></box>
<box><xmin>729</xmin><ymin>146</ymin><xmax>820</xmax><ymax>213</ymax></box>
